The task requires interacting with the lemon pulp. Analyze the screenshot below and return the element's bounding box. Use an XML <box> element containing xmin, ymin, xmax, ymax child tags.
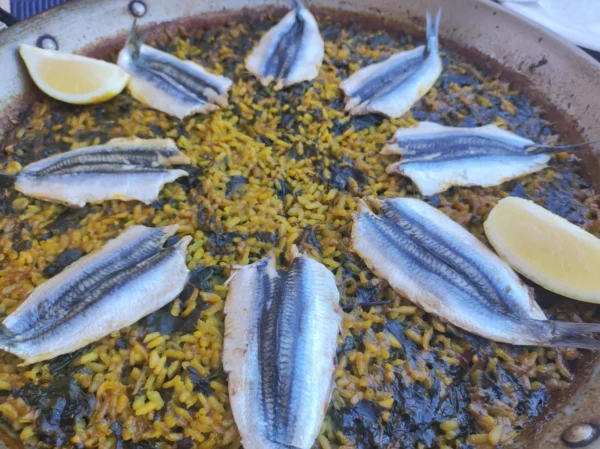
<box><xmin>484</xmin><ymin>197</ymin><xmax>600</xmax><ymax>303</ymax></box>
<box><xmin>19</xmin><ymin>45</ymin><xmax>129</xmax><ymax>105</ymax></box>
<box><xmin>36</xmin><ymin>59</ymin><xmax>105</xmax><ymax>95</ymax></box>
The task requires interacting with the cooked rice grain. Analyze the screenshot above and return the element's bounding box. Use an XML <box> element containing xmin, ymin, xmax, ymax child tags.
<box><xmin>0</xmin><ymin>11</ymin><xmax>599</xmax><ymax>449</ymax></box>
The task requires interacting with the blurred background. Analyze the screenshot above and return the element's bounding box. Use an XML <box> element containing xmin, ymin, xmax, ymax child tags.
<box><xmin>2</xmin><ymin>0</ymin><xmax>67</xmax><ymax>21</ymax></box>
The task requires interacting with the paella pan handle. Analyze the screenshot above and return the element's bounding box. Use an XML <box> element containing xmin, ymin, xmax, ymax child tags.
<box><xmin>0</xmin><ymin>7</ymin><xmax>19</xmax><ymax>26</ymax></box>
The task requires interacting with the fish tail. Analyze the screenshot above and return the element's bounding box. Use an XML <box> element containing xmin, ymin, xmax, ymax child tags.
<box><xmin>0</xmin><ymin>172</ymin><xmax>16</xmax><ymax>188</ymax></box>
<box><xmin>291</xmin><ymin>0</ymin><xmax>304</xmax><ymax>10</ymax></box>
<box><xmin>425</xmin><ymin>9</ymin><xmax>441</xmax><ymax>55</ymax></box>
<box><xmin>546</xmin><ymin>321</ymin><xmax>600</xmax><ymax>350</ymax></box>
<box><xmin>174</xmin><ymin>235</ymin><xmax>193</xmax><ymax>254</ymax></box>
<box><xmin>526</xmin><ymin>140</ymin><xmax>600</xmax><ymax>155</ymax></box>
<box><xmin>160</xmin><ymin>224</ymin><xmax>179</xmax><ymax>237</ymax></box>
<box><xmin>126</xmin><ymin>18</ymin><xmax>149</xmax><ymax>60</ymax></box>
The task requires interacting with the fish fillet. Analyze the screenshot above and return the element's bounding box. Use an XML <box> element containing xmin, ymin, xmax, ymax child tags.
<box><xmin>223</xmin><ymin>247</ymin><xmax>341</xmax><ymax>449</ymax></box>
<box><xmin>14</xmin><ymin>137</ymin><xmax>190</xmax><ymax>207</ymax></box>
<box><xmin>352</xmin><ymin>198</ymin><xmax>600</xmax><ymax>349</ymax></box>
<box><xmin>246</xmin><ymin>0</ymin><xmax>324</xmax><ymax>90</ymax></box>
<box><xmin>118</xmin><ymin>22</ymin><xmax>233</xmax><ymax>119</ymax></box>
<box><xmin>340</xmin><ymin>10</ymin><xmax>442</xmax><ymax>118</ymax></box>
<box><xmin>382</xmin><ymin>121</ymin><xmax>551</xmax><ymax>195</ymax></box>
<box><xmin>0</xmin><ymin>225</ymin><xmax>191</xmax><ymax>365</ymax></box>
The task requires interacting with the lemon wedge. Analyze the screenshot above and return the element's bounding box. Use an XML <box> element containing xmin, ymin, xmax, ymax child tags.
<box><xmin>19</xmin><ymin>44</ymin><xmax>129</xmax><ymax>105</ymax></box>
<box><xmin>484</xmin><ymin>196</ymin><xmax>600</xmax><ymax>303</ymax></box>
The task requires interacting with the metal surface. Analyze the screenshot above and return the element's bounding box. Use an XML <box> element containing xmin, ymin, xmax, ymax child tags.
<box><xmin>128</xmin><ymin>0</ymin><xmax>146</xmax><ymax>18</ymax></box>
<box><xmin>562</xmin><ymin>423</ymin><xmax>600</xmax><ymax>448</ymax></box>
<box><xmin>35</xmin><ymin>33</ymin><xmax>56</xmax><ymax>49</ymax></box>
<box><xmin>0</xmin><ymin>0</ymin><xmax>599</xmax><ymax>448</ymax></box>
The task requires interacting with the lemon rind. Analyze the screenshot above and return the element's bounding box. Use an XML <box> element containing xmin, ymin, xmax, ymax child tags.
<box><xmin>19</xmin><ymin>44</ymin><xmax>129</xmax><ymax>105</ymax></box>
<box><xmin>484</xmin><ymin>197</ymin><xmax>600</xmax><ymax>304</ymax></box>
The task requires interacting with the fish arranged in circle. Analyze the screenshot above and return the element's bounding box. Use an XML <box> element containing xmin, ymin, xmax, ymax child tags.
<box><xmin>0</xmin><ymin>225</ymin><xmax>191</xmax><ymax>365</ymax></box>
<box><xmin>340</xmin><ymin>10</ymin><xmax>442</xmax><ymax>118</ymax></box>
<box><xmin>223</xmin><ymin>247</ymin><xmax>341</xmax><ymax>449</ymax></box>
<box><xmin>11</xmin><ymin>137</ymin><xmax>190</xmax><ymax>207</ymax></box>
<box><xmin>3</xmin><ymin>10</ymin><xmax>600</xmax><ymax>449</ymax></box>
<box><xmin>382</xmin><ymin>121</ymin><xmax>594</xmax><ymax>195</ymax></box>
<box><xmin>245</xmin><ymin>0</ymin><xmax>325</xmax><ymax>90</ymax></box>
<box><xmin>351</xmin><ymin>197</ymin><xmax>600</xmax><ymax>349</ymax></box>
<box><xmin>118</xmin><ymin>22</ymin><xmax>233</xmax><ymax>119</ymax></box>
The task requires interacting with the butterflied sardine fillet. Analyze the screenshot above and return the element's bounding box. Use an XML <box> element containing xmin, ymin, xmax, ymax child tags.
<box><xmin>245</xmin><ymin>0</ymin><xmax>324</xmax><ymax>90</ymax></box>
<box><xmin>14</xmin><ymin>137</ymin><xmax>190</xmax><ymax>207</ymax></box>
<box><xmin>340</xmin><ymin>10</ymin><xmax>442</xmax><ymax>117</ymax></box>
<box><xmin>352</xmin><ymin>198</ymin><xmax>600</xmax><ymax>349</ymax></box>
<box><xmin>382</xmin><ymin>121</ymin><xmax>551</xmax><ymax>195</ymax></box>
<box><xmin>223</xmin><ymin>247</ymin><xmax>341</xmax><ymax>449</ymax></box>
<box><xmin>118</xmin><ymin>23</ymin><xmax>233</xmax><ymax>119</ymax></box>
<box><xmin>0</xmin><ymin>225</ymin><xmax>191</xmax><ymax>365</ymax></box>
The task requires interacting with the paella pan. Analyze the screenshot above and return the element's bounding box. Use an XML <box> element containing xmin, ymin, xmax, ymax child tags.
<box><xmin>0</xmin><ymin>1</ymin><xmax>599</xmax><ymax>448</ymax></box>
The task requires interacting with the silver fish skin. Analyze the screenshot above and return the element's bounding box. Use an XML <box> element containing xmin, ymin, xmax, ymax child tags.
<box><xmin>118</xmin><ymin>23</ymin><xmax>233</xmax><ymax>119</ymax></box>
<box><xmin>15</xmin><ymin>137</ymin><xmax>190</xmax><ymax>207</ymax></box>
<box><xmin>246</xmin><ymin>0</ymin><xmax>324</xmax><ymax>90</ymax></box>
<box><xmin>223</xmin><ymin>247</ymin><xmax>341</xmax><ymax>449</ymax></box>
<box><xmin>0</xmin><ymin>225</ymin><xmax>191</xmax><ymax>365</ymax></box>
<box><xmin>340</xmin><ymin>10</ymin><xmax>442</xmax><ymax>118</ymax></box>
<box><xmin>382</xmin><ymin>121</ymin><xmax>551</xmax><ymax>195</ymax></box>
<box><xmin>352</xmin><ymin>198</ymin><xmax>600</xmax><ymax>349</ymax></box>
